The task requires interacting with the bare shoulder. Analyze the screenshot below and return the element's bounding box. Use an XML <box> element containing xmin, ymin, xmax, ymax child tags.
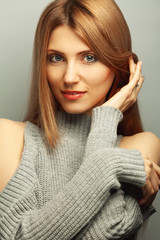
<box><xmin>119</xmin><ymin>132</ymin><xmax>160</xmax><ymax>165</ymax></box>
<box><xmin>0</xmin><ymin>118</ymin><xmax>26</xmax><ymax>192</ymax></box>
<box><xmin>0</xmin><ymin>118</ymin><xmax>26</xmax><ymax>131</ymax></box>
<box><xmin>0</xmin><ymin>118</ymin><xmax>26</xmax><ymax>147</ymax></box>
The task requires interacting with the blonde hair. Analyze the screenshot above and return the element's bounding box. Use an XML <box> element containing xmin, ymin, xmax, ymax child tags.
<box><xmin>24</xmin><ymin>0</ymin><xmax>143</xmax><ymax>147</ymax></box>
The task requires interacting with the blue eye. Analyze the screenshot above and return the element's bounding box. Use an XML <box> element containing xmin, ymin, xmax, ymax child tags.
<box><xmin>84</xmin><ymin>55</ymin><xmax>97</xmax><ymax>63</ymax></box>
<box><xmin>48</xmin><ymin>55</ymin><xmax>63</xmax><ymax>63</ymax></box>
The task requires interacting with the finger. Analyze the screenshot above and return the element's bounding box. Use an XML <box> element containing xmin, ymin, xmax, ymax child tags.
<box><xmin>149</xmin><ymin>163</ymin><xmax>160</xmax><ymax>191</ymax></box>
<box><xmin>129</xmin><ymin>56</ymin><xmax>136</xmax><ymax>75</ymax></box>
<box><xmin>139</xmin><ymin>169</ymin><xmax>160</xmax><ymax>207</ymax></box>
<box><xmin>138</xmin><ymin>180</ymin><xmax>152</xmax><ymax>205</ymax></box>
<box><xmin>129</xmin><ymin>62</ymin><xmax>137</xmax><ymax>83</ymax></box>
<box><xmin>145</xmin><ymin>159</ymin><xmax>160</xmax><ymax>189</ymax></box>
<box><xmin>139</xmin><ymin>188</ymin><xmax>157</xmax><ymax>207</ymax></box>
<box><xmin>139</xmin><ymin>193</ymin><xmax>157</xmax><ymax>208</ymax></box>
<box><xmin>153</xmin><ymin>162</ymin><xmax>160</xmax><ymax>178</ymax></box>
<box><xmin>136</xmin><ymin>73</ymin><xmax>144</xmax><ymax>85</ymax></box>
<box><xmin>134</xmin><ymin>74</ymin><xmax>144</xmax><ymax>93</ymax></box>
<box><xmin>128</xmin><ymin>61</ymin><xmax>142</xmax><ymax>92</ymax></box>
<box><xmin>141</xmin><ymin>185</ymin><xmax>147</xmax><ymax>197</ymax></box>
<box><xmin>149</xmin><ymin>170</ymin><xmax>160</xmax><ymax>192</ymax></box>
<box><xmin>145</xmin><ymin>193</ymin><xmax>157</xmax><ymax>207</ymax></box>
<box><xmin>131</xmin><ymin>61</ymin><xmax>142</xmax><ymax>86</ymax></box>
<box><xmin>139</xmin><ymin>181</ymin><xmax>158</xmax><ymax>207</ymax></box>
<box><xmin>123</xmin><ymin>63</ymin><xmax>143</xmax><ymax>107</ymax></box>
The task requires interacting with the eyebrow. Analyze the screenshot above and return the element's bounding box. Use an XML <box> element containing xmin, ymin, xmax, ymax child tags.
<box><xmin>47</xmin><ymin>49</ymin><xmax>94</xmax><ymax>55</ymax></box>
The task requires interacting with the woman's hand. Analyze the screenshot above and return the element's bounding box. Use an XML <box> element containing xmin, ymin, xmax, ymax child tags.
<box><xmin>102</xmin><ymin>57</ymin><xmax>144</xmax><ymax>113</ymax></box>
<box><xmin>119</xmin><ymin>132</ymin><xmax>160</xmax><ymax>208</ymax></box>
<box><xmin>138</xmin><ymin>156</ymin><xmax>160</xmax><ymax>208</ymax></box>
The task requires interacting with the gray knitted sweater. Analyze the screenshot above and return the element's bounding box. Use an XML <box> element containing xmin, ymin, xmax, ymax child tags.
<box><xmin>0</xmin><ymin>106</ymin><xmax>155</xmax><ymax>240</ymax></box>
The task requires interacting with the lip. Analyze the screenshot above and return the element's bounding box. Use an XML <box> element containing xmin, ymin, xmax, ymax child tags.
<box><xmin>61</xmin><ymin>90</ymin><xmax>86</xmax><ymax>100</ymax></box>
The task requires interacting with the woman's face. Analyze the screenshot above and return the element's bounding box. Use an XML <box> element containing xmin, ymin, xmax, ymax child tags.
<box><xmin>47</xmin><ymin>25</ymin><xmax>115</xmax><ymax>115</ymax></box>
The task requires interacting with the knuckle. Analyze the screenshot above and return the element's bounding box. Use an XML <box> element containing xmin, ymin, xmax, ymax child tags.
<box><xmin>145</xmin><ymin>156</ymin><xmax>150</xmax><ymax>161</ymax></box>
<box><xmin>145</xmin><ymin>178</ymin><xmax>150</xmax><ymax>185</ymax></box>
<box><xmin>148</xmin><ymin>160</ymin><xmax>153</xmax><ymax>168</ymax></box>
<box><xmin>146</xmin><ymin>159</ymin><xmax>153</xmax><ymax>167</ymax></box>
<box><xmin>146</xmin><ymin>167</ymin><xmax>151</xmax><ymax>175</ymax></box>
<box><xmin>133</xmin><ymin>98</ymin><xmax>137</xmax><ymax>104</ymax></box>
<box><xmin>150</xmin><ymin>188</ymin><xmax>155</xmax><ymax>195</ymax></box>
<box><xmin>130</xmin><ymin>95</ymin><xmax>136</xmax><ymax>103</ymax></box>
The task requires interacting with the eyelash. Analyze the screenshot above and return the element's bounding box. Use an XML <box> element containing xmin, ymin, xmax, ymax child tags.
<box><xmin>83</xmin><ymin>55</ymin><xmax>97</xmax><ymax>63</ymax></box>
<box><xmin>47</xmin><ymin>54</ymin><xmax>97</xmax><ymax>64</ymax></box>
<box><xmin>47</xmin><ymin>55</ymin><xmax>64</xmax><ymax>63</ymax></box>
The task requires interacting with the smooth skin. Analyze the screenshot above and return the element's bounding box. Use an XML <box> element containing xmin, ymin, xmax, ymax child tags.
<box><xmin>0</xmin><ymin>26</ymin><xmax>160</xmax><ymax>210</ymax></box>
<box><xmin>47</xmin><ymin>26</ymin><xmax>115</xmax><ymax>115</ymax></box>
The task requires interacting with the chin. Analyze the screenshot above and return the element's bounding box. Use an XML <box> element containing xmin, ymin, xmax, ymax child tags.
<box><xmin>61</xmin><ymin>105</ymin><xmax>92</xmax><ymax>115</ymax></box>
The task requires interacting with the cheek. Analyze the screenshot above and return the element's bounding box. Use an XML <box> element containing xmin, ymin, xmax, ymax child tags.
<box><xmin>46</xmin><ymin>67</ymin><xmax>62</xmax><ymax>89</ymax></box>
<box><xmin>103</xmin><ymin>69</ymin><xmax>114</xmax><ymax>84</ymax></box>
<box><xmin>89</xmin><ymin>68</ymin><xmax>115</xmax><ymax>90</ymax></box>
<box><xmin>47</xmin><ymin>67</ymin><xmax>54</xmax><ymax>84</ymax></box>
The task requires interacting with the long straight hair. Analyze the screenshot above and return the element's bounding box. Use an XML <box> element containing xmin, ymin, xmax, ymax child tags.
<box><xmin>24</xmin><ymin>0</ymin><xmax>143</xmax><ymax>147</ymax></box>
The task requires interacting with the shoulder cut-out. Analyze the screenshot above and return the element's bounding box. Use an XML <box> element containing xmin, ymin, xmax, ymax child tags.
<box><xmin>0</xmin><ymin>119</ymin><xmax>26</xmax><ymax>192</ymax></box>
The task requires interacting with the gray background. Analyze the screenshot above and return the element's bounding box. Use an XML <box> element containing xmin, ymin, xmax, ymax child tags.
<box><xmin>0</xmin><ymin>0</ymin><xmax>159</xmax><ymax>239</ymax></box>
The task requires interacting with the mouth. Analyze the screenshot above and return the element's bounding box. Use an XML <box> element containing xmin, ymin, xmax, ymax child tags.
<box><xmin>61</xmin><ymin>90</ymin><xmax>86</xmax><ymax>100</ymax></box>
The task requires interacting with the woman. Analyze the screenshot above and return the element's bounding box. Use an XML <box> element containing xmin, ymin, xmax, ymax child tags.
<box><xmin>0</xmin><ymin>0</ymin><xmax>160</xmax><ymax>239</ymax></box>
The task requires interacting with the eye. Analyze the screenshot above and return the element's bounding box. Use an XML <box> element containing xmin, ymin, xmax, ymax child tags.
<box><xmin>84</xmin><ymin>55</ymin><xmax>97</xmax><ymax>63</ymax></box>
<box><xmin>48</xmin><ymin>54</ymin><xmax>64</xmax><ymax>63</ymax></box>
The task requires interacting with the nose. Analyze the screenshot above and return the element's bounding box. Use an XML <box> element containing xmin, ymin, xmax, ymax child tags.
<box><xmin>63</xmin><ymin>61</ymin><xmax>80</xmax><ymax>85</ymax></box>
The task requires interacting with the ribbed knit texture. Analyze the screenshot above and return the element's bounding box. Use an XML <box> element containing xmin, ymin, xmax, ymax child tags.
<box><xmin>0</xmin><ymin>106</ymin><xmax>155</xmax><ymax>240</ymax></box>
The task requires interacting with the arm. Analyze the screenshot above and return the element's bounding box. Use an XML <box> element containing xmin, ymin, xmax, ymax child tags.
<box><xmin>103</xmin><ymin>57</ymin><xmax>160</xmax><ymax>207</ymax></box>
<box><xmin>73</xmin><ymin>133</ymin><xmax>159</xmax><ymax>240</ymax></box>
<box><xmin>119</xmin><ymin>132</ymin><xmax>160</xmax><ymax>207</ymax></box>
<box><xmin>74</xmin><ymin>191</ymin><xmax>155</xmax><ymax>240</ymax></box>
<box><xmin>0</xmin><ymin>107</ymin><xmax>146</xmax><ymax>240</ymax></box>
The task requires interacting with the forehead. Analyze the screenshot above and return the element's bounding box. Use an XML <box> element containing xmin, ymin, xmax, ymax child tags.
<box><xmin>48</xmin><ymin>25</ymin><xmax>91</xmax><ymax>53</ymax></box>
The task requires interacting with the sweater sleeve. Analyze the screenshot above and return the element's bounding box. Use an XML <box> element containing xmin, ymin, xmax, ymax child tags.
<box><xmin>73</xmin><ymin>191</ymin><xmax>142</xmax><ymax>240</ymax></box>
<box><xmin>85</xmin><ymin>106</ymin><xmax>146</xmax><ymax>186</ymax></box>
<box><xmin>73</xmin><ymin>106</ymin><xmax>155</xmax><ymax>240</ymax></box>
<box><xmin>73</xmin><ymin>190</ymin><xmax>155</xmax><ymax>240</ymax></box>
<box><xmin>0</xmin><ymin>106</ymin><xmax>147</xmax><ymax>240</ymax></box>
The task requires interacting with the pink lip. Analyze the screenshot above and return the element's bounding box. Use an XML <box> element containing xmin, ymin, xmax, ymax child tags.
<box><xmin>61</xmin><ymin>91</ymin><xmax>86</xmax><ymax>100</ymax></box>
